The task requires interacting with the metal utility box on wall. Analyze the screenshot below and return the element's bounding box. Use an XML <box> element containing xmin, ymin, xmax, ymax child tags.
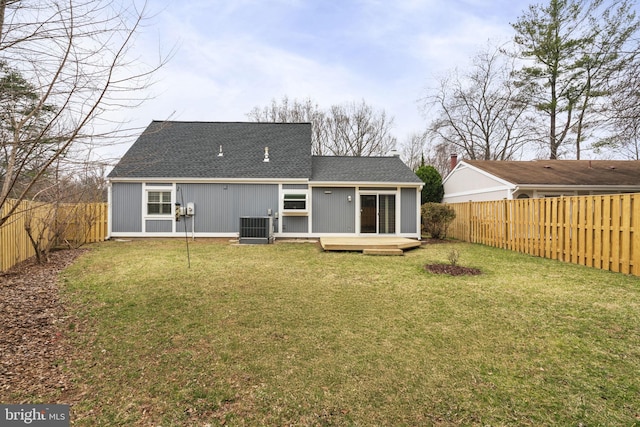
<box><xmin>239</xmin><ymin>216</ymin><xmax>274</xmax><ymax>244</ymax></box>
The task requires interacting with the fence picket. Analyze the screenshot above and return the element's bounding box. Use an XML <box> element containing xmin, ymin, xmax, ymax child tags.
<box><xmin>585</xmin><ymin>197</ymin><xmax>594</xmax><ymax>268</ymax></box>
<box><xmin>620</xmin><ymin>195</ymin><xmax>631</xmax><ymax>275</ymax></box>
<box><xmin>0</xmin><ymin>199</ymin><xmax>108</xmax><ymax>272</ymax></box>
<box><xmin>611</xmin><ymin>196</ymin><xmax>621</xmax><ymax>273</ymax></box>
<box><xmin>447</xmin><ymin>194</ymin><xmax>640</xmax><ymax>277</ymax></box>
<box><xmin>632</xmin><ymin>196</ymin><xmax>640</xmax><ymax>276</ymax></box>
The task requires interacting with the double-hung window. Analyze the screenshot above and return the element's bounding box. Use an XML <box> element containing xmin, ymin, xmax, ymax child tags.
<box><xmin>147</xmin><ymin>191</ymin><xmax>172</xmax><ymax>215</ymax></box>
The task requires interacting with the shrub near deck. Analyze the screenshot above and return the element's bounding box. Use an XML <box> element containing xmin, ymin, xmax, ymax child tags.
<box><xmin>61</xmin><ymin>239</ymin><xmax>640</xmax><ymax>426</ymax></box>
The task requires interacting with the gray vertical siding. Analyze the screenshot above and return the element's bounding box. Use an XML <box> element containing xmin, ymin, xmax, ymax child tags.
<box><xmin>145</xmin><ymin>220</ymin><xmax>173</xmax><ymax>232</ymax></box>
<box><xmin>111</xmin><ymin>181</ymin><xmax>420</xmax><ymax>236</ymax></box>
<box><xmin>112</xmin><ymin>183</ymin><xmax>142</xmax><ymax>232</ymax></box>
<box><xmin>281</xmin><ymin>216</ymin><xmax>308</xmax><ymax>233</ymax></box>
<box><xmin>179</xmin><ymin>183</ymin><xmax>278</xmax><ymax>232</ymax></box>
<box><xmin>312</xmin><ymin>187</ymin><xmax>355</xmax><ymax>233</ymax></box>
<box><xmin>282</xmin><ymin>184</ymin><xmax>308</xmax><ymax>189</ymax></box>
<box><xmin>175</xmin><ymin>217</ymin><xmax>193</xmax><ymax>233</ymax></box>
<box><xmin>401</xmin><ymin>188</ymin><xmax>417</xmax><ymax>234</ymax></box>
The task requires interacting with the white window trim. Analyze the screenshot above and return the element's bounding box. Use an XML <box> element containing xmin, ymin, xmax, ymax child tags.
<box><xmin>144</xmin><ymin>185</ymin><xmax>175</xmax><ymax>220</ymax></box>
<box><xmin>356</xmin><ymin>188</ymin><xmax>400</xmax><ymax>235</ymax></box>
<box><xmin>282</xmin><ymin>189</ymin><xmax>309</xmax><ymax>216</ymax></box>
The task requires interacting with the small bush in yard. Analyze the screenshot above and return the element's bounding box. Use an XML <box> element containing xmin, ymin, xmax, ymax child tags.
<box><xmin>422</xmin><ymin>203</ymin><xmax>456</xmax><ymax>239</ymax></box>
<box><xmin>448</xmin><ymin>249</ymin><xmax>460</xmax><ymax>266</ymax></box>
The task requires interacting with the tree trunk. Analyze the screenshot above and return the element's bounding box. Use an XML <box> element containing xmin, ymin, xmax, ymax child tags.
<box><xmin>550</xmin><ymin>110</ymin><xmax>558</xmax><ymax>159</ymax></box>
<box><xmin>0</xmin><ymin>0</ymin><xmax>6</xmax><ymax>41</ymax></box>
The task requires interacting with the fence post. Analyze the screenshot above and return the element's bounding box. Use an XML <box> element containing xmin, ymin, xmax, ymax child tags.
<box><xmin>503</xmin><ymin>199</ymin><xmax>510</xmax><ymax>250</ymax></box>
<box><xmin>448</xmin><ymin>194</ymin><xmax>640</xmax><ymax>277</ymax></box>
<box><xmin>467</xmin><ymin>202</ymin><xmax>472</xmax><ymax>242</ymax></box>
<box><xmin>620</xmin><ymin>194</ymin><xmax>631</xmax><ymax>275</ymax></box>
<box><xmin>633</xmin><ymin>194</ymin><xmax>640</xmax><ymax>276</ymax></box>
<box><xmin>0</xmin><ymin>200</ymin><xmax>108</xmax><ymax>272</ymax></box>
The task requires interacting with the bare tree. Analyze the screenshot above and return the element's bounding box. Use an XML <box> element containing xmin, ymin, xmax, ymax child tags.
<box><xmin>424</xmin><ymin>45</ymin><xmax>537</xmax><ymax>162</ymax></box>
<box><xmin>570</xmin><ymin>0</ymin><xmax>639</xmax><ymax>158</ymax></box>
<box><xmin>247</xmin><ymin>96</ymin><xmax>331</xmax><ymax>155</ymax></box>
<box><xmin>423</xmin><ymin>140</ymin><xmax>455</xmax><ymax>178</ymax></box>
<box><xmin>0</xmin><ymin>0</ymin><xmax>168</xmax><ymax>227</ymax></box>
<box><xmin>325</xmin><ymin>100</ymin><xmax>396</xmax><ymax>156</ymax></box>
<box><xmin>399</xmin><ymin>131</ymin><xmax>427</xmax><ymax>171</ymax></box>
<box><xmin>248</xmin><ymin>97</ymin><xmax>397</xmax><ymax>156</ymax></box>
<box><xmin>22</xmin><ymin>150</ymin><xmax>108</xmax><ymax>263</ymax></box>
<box><xmin>595</xmin><ymin>58</ymin><xmax>640</xmax><ymax>159</ymax></box>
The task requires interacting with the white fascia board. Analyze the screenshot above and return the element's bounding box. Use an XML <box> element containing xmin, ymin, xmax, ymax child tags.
<box><xmin>310</xmin><ymin>181</ymin><xmax>423</xmax><ymax>188</ymax></box>
<box><xmin>517</xmin><ymin>184</ymin><xmax>640</xmax><ymax>192</ymax></box>
<box><xmin>443</xmin><ymin>185</ymin><xmax>512</xmax><ymax>199</ymax></box>
<box><xmin>109</xmin><ymin>177</ymin><xmax>310</xmax><ymax>185</ymax></box>
<box><xmin>110</xmin><ymin>177</ymin><xmax>423</xmax><ymax>188</ymax></box>
<box><xmin>442</xmin><ymin>161</ymin><xmax>517</xmax><ymax>188</ymax></box>
<box><xmin>441</xmin><ymin>161</ymin><xmax>465</xmax><ymax>186</ymax></box>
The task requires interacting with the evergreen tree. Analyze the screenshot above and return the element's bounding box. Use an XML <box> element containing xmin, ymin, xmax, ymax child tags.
<box><xmin>512</xmin><ymin>0</ymin><xmax>639</xmax><ymax>159</ymax></box>
<box><xmin>0</xmin><ymin>62</ymin><xmax>57</xmax><ymax>199</ymax></box>
<box><xmin>415</xmin><ymin>165</ymin><xmax>444</xmax><ymax>204</ymax></box>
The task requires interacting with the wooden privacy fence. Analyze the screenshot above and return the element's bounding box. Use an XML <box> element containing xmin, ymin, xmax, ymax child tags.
<box><xmin>447</xmin><ymin>194</ymin><xmax>640</xmax><ymax>277</ymax></box>
<box><xmin>0</xmin><ymin>199</ymin><xmax>108</xmax><ymax>272</ymax></box>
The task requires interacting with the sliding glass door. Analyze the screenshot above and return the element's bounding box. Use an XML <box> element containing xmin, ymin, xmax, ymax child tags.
<box><xmin>360</xmin><ymin>194</ymin><xmax>396</xmax><ymax>234</ymax></box>
<box><xmin>378</xmin><ymin>194</ymin><xmax>396</xmax><ymax>234</ymax></box>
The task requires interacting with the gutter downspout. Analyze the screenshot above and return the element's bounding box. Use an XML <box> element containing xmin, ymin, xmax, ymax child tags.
<box><xmin>416</xmin><ymin>185</ymin><xmax>423</xmax><ymax>240</ymax></box>
<box><xmin>510</xmin><ymin>186</ymin><xmax>520</xmax><ymax>200</ymax></box>
<box><xmin>106</xmin><ymin>181</ymin><xmax>112</xmax><ymax>240</ymax></box>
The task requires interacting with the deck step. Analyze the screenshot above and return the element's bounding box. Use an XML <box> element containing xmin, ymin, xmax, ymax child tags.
<box><xmin>320</xmin><ymin>237</ymin><xmax>422</xmax><ymax>252</ymax></box>
<box><xmin>363</xmin><ymin>248</ymin><xmax>404</xmax><ymax>256</ymax></box>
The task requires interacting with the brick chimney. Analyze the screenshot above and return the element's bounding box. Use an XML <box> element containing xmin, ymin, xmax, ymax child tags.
<box><xmin>450</xmin><ymin>154</ymin><xmax>458</xmax><ymax>171</ymax></box>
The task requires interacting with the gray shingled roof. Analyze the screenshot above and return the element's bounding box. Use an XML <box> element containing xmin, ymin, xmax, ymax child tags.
<box><xmin>108</xmin><ymin>121</ymin><xmax>312</xmax><ymax>179</ymax></box>
<box><xmin>465</xmin><ymin>160</ymin><xmax>640</xmax><ymax>186</ymax></box>
<box><xmin>311</xmin><ymin>156</ymin><xmax>423</xmax><ymax>184</ymax></box>
<box><xmin>109</xmin><ymin>121</ymin><xmax>423</xmax><ymax>185</ymax></box>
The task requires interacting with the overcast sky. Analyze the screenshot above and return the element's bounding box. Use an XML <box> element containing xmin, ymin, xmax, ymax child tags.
<box><xmin>108</xmin><ymin>0</ymin><xmax>529</xmax><ymax>159</ymax></box>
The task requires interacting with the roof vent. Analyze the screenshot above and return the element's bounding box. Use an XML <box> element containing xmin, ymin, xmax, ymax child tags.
<box><xmin>263</xmin><ymin>146</ymin><xmax>270</xmax><ymax>162</ymax></box>
<box><xmin>218</xmin><ymin>145</ymin><xmax>223</xmax><ymax>157</ymax></box>
<box><xmin>609</xmin><ymin>166</ymin><xmax>616</xmax><ymax>170</ymax></box>
<box><xmin>543</xmin><ymin>165</ymin><xmax>552</xmax><ymax>169</ymax></box>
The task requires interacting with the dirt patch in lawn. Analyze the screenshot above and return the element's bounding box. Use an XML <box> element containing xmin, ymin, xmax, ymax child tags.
<box><xmin>424</xmin><ymin>263</ymin><xmax>482</xmax><ymax>276</ymax></box>
<box><xmin>0</xmin><ymin>249</ymin><xmax>87</xmax><ymax>402</ymax></box>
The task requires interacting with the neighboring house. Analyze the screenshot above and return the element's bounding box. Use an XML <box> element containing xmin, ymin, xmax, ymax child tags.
<box><xmin>107</xmin><ymin>121</ymin><xmax>423</xmax><ymax>239</ymax></box>
<box><xmin>443</xmin><ymin>159</ymin><xmax>640</xmax><ymax>203</ymax></box>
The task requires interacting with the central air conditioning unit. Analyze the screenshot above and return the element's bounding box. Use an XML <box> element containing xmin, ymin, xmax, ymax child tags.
<box><xmin>239</xmin><ymin>216</ymin><xmax>274</xmax><ymax>244</ymax></box>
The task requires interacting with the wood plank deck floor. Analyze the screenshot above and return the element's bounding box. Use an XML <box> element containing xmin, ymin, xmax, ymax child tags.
<box><xmin>320</xmin><ymin>237</ymin><xmax>422</xmax><ymax>253</ymax></box>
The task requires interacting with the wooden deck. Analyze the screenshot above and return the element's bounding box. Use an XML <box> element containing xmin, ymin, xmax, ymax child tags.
<box><xmin>320</xmin><ymin>237</ymin><xmax>422</xmax><ymax>254</ymax></box>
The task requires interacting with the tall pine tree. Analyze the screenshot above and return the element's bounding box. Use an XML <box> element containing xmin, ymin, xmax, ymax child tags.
<box><xmin>512</xmin><ymin>0</ymin><xmax>639</xmax><ymax>159</ymax></box>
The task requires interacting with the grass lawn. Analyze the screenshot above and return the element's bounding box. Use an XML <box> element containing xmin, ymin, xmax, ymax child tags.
<box><xmin>57</xmin><ymin>239</ymin><xmax>640</xmax><ymax>426</ymax></box>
